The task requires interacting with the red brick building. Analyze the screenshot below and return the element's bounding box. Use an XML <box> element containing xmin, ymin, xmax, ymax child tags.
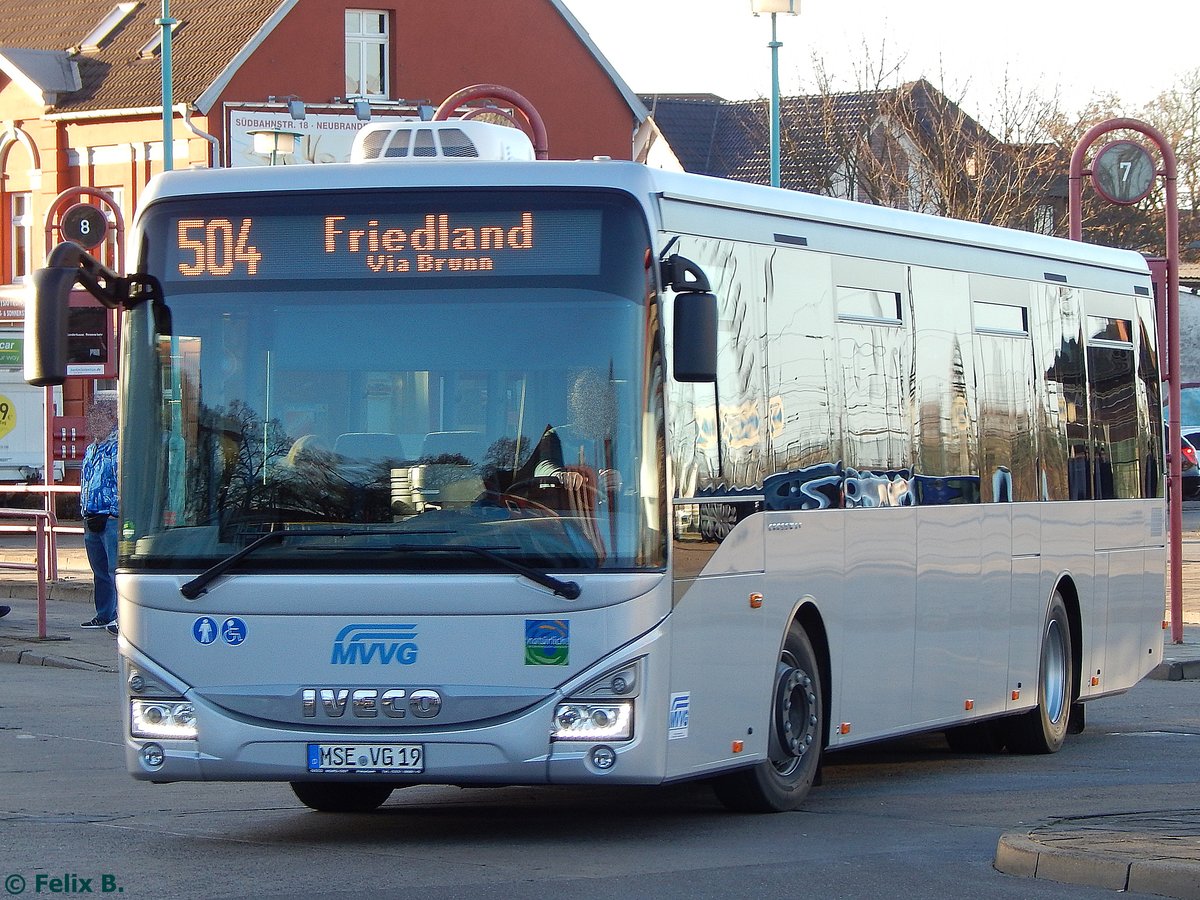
<box><xmin>0</xmin><ymin>0</ymin><xmax>647</xmax><ymax>439</ymax></box>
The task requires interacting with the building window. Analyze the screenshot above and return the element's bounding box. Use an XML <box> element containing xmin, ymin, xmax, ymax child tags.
<box><xmin>345</xmin><ymin>10</ymin><xmax>388</xmax><ymax>99</ymax></box>
<box><xmin>1032</xmin><ymin>203</ymin><xmax>1056</xmax><ymax>235</ymax></box>
<box><xmin>10</xmin><ymin>192</ymin><xmax>32</xmax><ymax>284</ymax></box>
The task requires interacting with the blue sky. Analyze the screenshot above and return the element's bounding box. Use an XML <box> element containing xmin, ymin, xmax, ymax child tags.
<box><xmin>563</xmin><ymin>0</ymin><xmax>1197</xmax><ymax>115</ymax></box>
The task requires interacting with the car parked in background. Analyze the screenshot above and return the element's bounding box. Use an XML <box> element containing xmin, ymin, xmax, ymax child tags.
<box><xmin>1182</xmin><ymin>434</ymin><xmax>1199</xmax><ymax>499</ymax></box>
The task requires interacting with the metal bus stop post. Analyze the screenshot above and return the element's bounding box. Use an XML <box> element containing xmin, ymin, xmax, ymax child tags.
<box><xmin>1069</xmin><ymin>118</ymin><xmax>1183</xmax><ymax>643</ymax></box>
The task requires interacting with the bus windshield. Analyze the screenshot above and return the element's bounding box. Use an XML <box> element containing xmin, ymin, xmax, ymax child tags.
<box><xmin>120</xmin><ymin>188</ymin><xmax>666</xmax><ymax>575</ymax></box>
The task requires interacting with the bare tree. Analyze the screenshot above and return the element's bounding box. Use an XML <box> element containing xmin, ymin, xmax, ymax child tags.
<box><xmin>792</xmin><ymin>47</ymin><xmax>1068</xmax><ymax>233</ymax></box>
<box><xmin>1141</xmin><ymin>68</ymin><xmax>1200</xmax><ymax>259</ymax></box>
<box><xmin>709</xmin><ymin>44</ymin><xmax>1196</xmax><ymax>256</ymax></box>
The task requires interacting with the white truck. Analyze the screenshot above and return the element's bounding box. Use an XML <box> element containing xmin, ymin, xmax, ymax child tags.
<box><xmin>0</xmin><ymin>330</ymin><xmax>62</xmax><ymax>483</ymax></box>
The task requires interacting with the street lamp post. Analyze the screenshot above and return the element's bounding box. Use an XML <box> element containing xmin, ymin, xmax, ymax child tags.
<box><xmin>751</xmin><ymin>0</ymin><xmax>798</xmax><ymax>188</ymax></box>
<box><xmin>158</xmin><ymin>0</ymin><xmax>177</xmax><ymax>171</ymax></box>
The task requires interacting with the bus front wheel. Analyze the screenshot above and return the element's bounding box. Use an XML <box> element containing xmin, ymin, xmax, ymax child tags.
<box><xmin>1005</xmin><ymin>592</ymin><xmax>1073</xmax><ymax>755</ymax></box>
<box><xmin>712</xmin><ymin>622</ymin><xmax>823</xmax><ymax>813</ymax></box>
<box><xmin>290</xmin><ymin>781</ymin><xmax>394</xmax><ymax>813</ymax></box>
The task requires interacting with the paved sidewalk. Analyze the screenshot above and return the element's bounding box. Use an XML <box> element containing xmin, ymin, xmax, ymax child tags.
<box><xmin>0</xmin><ymin>532</ymin><xmax>116</xmax><ymax>672</ymax></box>
<box><xmin>2</xmin><ymin>531</ymin><xmax>1200</xmax><ymax>898</ymax></box>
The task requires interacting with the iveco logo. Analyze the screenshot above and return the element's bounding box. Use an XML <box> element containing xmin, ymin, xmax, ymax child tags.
<box><xmin>330</xmin><ymin>623</ymin><xmax>419</xmax><ymax>665</ymax></box>
<box><xmin>302</xmin><ymin>687</ymin><xmax>443</xmax><ymax>719</ymax></box>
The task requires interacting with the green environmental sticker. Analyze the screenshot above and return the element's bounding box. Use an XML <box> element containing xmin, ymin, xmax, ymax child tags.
<box><xmin>524</xmin><ymin>619</ymin><xmax>569</xmax><ymax>666</ymax></box>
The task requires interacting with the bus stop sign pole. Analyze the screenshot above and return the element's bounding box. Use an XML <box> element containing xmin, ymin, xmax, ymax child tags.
<box><xmin>1069</xmin><ymin>117</ymin><xmax>1182</xmax><ymax>644</ymax></box>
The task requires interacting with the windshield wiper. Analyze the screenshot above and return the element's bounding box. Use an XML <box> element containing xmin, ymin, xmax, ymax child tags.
<box><xmin>181</xmin><ymin>528</ymin><xmax>391</xmax><ymax>599</ymax></box>
<box><xmin>179</xmin><ymin>528</ymin><xmax>581</xmax><ymax>600</ymax></box>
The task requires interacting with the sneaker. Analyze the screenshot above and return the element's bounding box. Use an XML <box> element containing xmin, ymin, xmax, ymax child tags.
<box><xmin>106</xmin><ymin>622</ymin><xmax>119</xmax><ymax>636</ymax></box>
<box><xmin>0</xmin><ymin>605</ymin><xmax>10</xmax><ymax>618</ymax></box>
<box><xmin>81</xmin><ymin>616</ymin><xmax>115</xmax><ymax>629</ymax></box>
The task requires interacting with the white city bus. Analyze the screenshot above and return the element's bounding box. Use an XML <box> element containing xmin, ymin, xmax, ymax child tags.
<box><xmin>26</xmin><ymin>120</ymin><xmax>1165</xmax><ymax>813</ymax></box>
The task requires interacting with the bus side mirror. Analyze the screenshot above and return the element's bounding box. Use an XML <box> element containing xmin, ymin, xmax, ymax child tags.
<box><xmin>673</xmin><ymin>292</ymin><xmax>717</xmax><ymax>383</ymax></box>
<box><xmin>24</xmin><ymin>265</ymin><xmax>76</xmax><ymax>387</ymax></box>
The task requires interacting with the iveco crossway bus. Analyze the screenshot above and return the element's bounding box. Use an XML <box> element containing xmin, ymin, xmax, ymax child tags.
<box><xmin>25</xmin><ymin>118</ymin><xmax>1165</xmax><ymax>813</ymax></box>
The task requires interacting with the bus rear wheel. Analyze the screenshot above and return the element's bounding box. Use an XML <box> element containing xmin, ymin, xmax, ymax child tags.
<box><xmin>290</xmin><ymin>781</ymin><xmax>394</xmax><ymax>812</ymax></box>
<box><xmin>1005</xmin><ymin>592</ymin><xmax>1073</xmax><ymax>754</ymax></box>
<box><xmin>712</xmin><ymin>622</ymin><xmax>823</xmax><ymax>813</ymax></box>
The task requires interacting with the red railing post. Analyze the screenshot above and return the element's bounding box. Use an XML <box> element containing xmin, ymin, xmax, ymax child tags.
<box><xmin>34</xmin><ymin>511</ymin><xmax>47</xmax><ymax>639</ymax></box>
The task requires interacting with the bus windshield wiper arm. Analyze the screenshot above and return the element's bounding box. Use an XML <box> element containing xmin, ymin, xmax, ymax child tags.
<box><xmin>180</xmin><ymin>529</ymin><xmax>581</xmax><ymax>600</ymax></box>
<box><xmin>180</xmin><ymin>527</ymin><xmax>449</xmax><ymax>599</ymax></box>
<box><xmin>382</xmin><ymin>543</ymin><xmax>581</xmax><ymax>600</ymax></box>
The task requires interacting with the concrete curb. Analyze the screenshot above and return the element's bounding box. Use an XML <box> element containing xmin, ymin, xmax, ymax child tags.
<box><xmin>0</xmin><ymin>580</ymin><xmax>93</xmax><ymax>603</ymax></box>
<box><xmin>995</xmin><ymin>823</ymin><xmax>1200</xmax><ymax>899</ymax></box>
<box><xmin>995</xmin><ymin>831</ymin><xmax>1200</xmax><ymax>898</ymax></box>
<box><xmin>0</xmin><ymin>643</ymin><xmax>115</xmax><ymax>672</ymax></box>
<box><xmin>1150</xmin><ymin>659</ymin><xmax>1200</xmax><ymax>681</ymax></box>
<box><xmin>995</xmin><ymin>832</ymin><xmax>1132</xmax><ymax>891</ymax></box>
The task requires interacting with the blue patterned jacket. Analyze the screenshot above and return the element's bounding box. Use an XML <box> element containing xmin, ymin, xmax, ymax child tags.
<box><xmin>80</xmin><ymin>433</ymin><xmax>119</xmax><ymax>517</ymax></box>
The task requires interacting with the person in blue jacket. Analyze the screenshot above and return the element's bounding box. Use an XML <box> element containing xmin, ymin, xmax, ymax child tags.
<box><xmin>79</xmin><ymin>396</ymin><xmax>119</xmax><ymax>635</ymax></box>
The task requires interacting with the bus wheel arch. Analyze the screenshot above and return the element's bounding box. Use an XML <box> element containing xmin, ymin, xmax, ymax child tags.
<box><xmin>1057</xmin><ymin>577</ymin><xmax>1084</xmax><ymax>706</ymax></box>
<box><xmin>1054</xmin><ymin>575</ymin><xmax>1086</xmax><ymax>734</ymax></box>
<box><xmin>1005</xmin><ymin>583</ymin><xmax>1077</xmax><ymax>754</ymax></box>
<box><xmin>795</xmin><ymin>602</ymin><xmax>831</xmax><ymax>758</ymax></box>
<box><xmin>712</xmin><ymin>604</ymin><xmax>827</xmax><ymax>813</ymax></box>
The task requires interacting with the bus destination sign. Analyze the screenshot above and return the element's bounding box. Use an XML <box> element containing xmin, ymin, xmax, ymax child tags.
<box><xmin>167</xmin><ymin>208</ymin><xmax>601</xmax><ymax>281</ymax></box>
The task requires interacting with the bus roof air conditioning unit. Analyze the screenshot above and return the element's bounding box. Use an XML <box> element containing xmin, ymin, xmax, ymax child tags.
<box><xmin>350</xmin><ymin>119</ymin><xmax>536</xmax><ymax>163</ymax></box>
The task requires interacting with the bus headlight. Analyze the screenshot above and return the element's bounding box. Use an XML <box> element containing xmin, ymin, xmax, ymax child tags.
<box><xmin>131</xmin><ymin>700</ymin><xmax>198</xmax><ymax>740</ymax></box>
<box><xmin>553</xmin><ymin>700</ymin><xmax>632</xmax><ymax>741</ymax></box>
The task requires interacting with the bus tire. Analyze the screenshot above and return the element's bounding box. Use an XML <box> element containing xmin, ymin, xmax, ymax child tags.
<box><xmin>712</xmin><ymin>622</ymin><xmax>823</xmax><ymax>813</ymax></box>
<box><xmin>1005</xmin><ymin>592</ymin><xmax>1073</xmax><ymax>755</ymax></box>
<box><xmin>290</xmin><ymin>781</ymin><xmax>394</xmax><ymax>813</ymax></box>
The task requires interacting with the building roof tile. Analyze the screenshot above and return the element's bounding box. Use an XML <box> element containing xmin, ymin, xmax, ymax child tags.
<box><xmin>0</xmin><ymin>0</ymin><xmax>648</xmax><ymax>123</ymax></box>
<box><xmin>641</xmin><ymin>80</ymin><xmax>992</xmax><ymax>194</ymax></box>
<box><xmin>1</xmin><ymin>0</ymin><xmax>286</xmax><ymax>113</ymax></box>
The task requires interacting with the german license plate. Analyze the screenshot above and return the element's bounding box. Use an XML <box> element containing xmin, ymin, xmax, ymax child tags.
<box><xmin>307</xmin><ymin>742</ymin><xmax>424</xmax><ymax>774</ymax></box>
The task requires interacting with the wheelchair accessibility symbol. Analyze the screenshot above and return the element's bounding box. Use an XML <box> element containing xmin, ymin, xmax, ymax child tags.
<box><xmin>221</xmin><ymin>617</ymin><xmax>248</xmax><ymax>645</ymax></box>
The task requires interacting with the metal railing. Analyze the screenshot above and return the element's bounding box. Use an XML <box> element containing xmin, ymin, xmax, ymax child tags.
<box><xmin>0</xmin><ymin>507</ymin><xmax>55</xmax><ymax>639</ymax></box>
<box><xmin>0</xmin><ymin>484</ymin><xmax>83</xmax><ymax>640</ymax></box>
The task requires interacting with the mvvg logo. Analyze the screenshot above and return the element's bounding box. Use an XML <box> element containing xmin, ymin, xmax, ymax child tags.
<box><xmin>668</xmin><ymin>692</ymin><xmax>690</xmax><ymax>740</ymax></box>
<box><xmin>330</xmin><ymin>623</ymin><xmax>419</xmax><ymax>665</ymax></box>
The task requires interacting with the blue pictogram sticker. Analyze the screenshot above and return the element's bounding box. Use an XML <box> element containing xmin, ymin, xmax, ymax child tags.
<box><xmin>668</xmin><ymin>692</ymin><xmax>690</xmax><ymax>740</ymax></box>
<box><xmin>192</xmin><ymin>617</ymin><xmax>218</xmax><ymax>645</ymax></box>
<box><xmin>221</xmin><ymin>617</ymin><xmax>247</xmax><ymax>645</ymax></box>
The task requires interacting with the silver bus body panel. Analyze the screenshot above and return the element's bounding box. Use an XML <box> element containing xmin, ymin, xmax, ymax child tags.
<box><xmin>668</xmin><ymin>499</ymin><xmax>1162</xmax><ymax>757</ymax></box>
<box><xmin>120</xmin><ymin>572</ymin><xmax>679</xmax><ymax>783</ymax></box>
<box><xmin>119</xmin><ymin>157</ymin><xmax>1165</xmax><ymax>788</ymax></box>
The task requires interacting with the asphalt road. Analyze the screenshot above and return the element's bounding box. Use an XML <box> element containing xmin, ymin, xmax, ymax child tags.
<box><xmin>2</xmin><ymin>663</ymin><xmax>1198</xmax><ymax>899</ymax></box>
